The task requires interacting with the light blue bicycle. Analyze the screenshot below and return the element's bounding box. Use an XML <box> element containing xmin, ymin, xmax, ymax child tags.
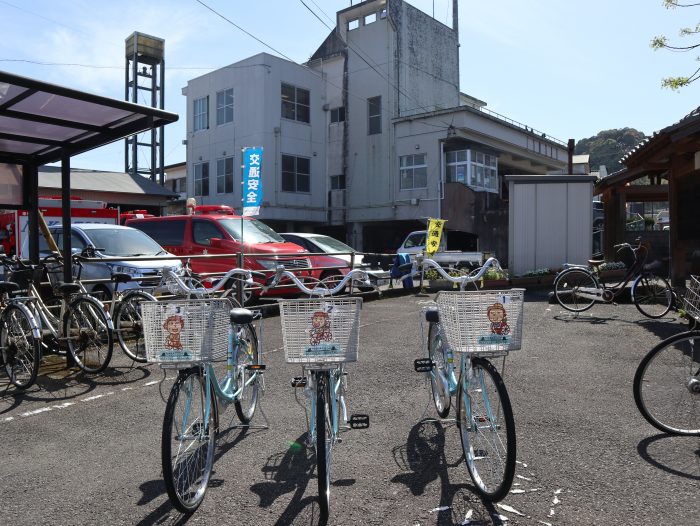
<box><xmin>411</xmin><ymin>255</ymin><xmax>521</xmax><ymax>502</ymax></box>
<box><xmin>142</xmin><ymin>268</ymin><xmax>266</xmax><ymax>513</ymax></box>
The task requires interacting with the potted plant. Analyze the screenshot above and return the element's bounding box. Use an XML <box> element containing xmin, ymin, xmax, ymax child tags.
<box><xmin>481</xmin><ymin>267</ymin><xmax>510</xmax><ymax>289</ymax></box>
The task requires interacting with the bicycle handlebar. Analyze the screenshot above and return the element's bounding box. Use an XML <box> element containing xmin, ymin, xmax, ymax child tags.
<box><xmin>410</xmin><ymin>254</ymin><xmax>505</xmax><ymax>291</ymax></box>
<box><xmin>266</xmin><ymin>266</ymin><xmax>372</xmax><ymax>297</ymax></box>
<box><xmin>160</xmin><ymin>266</ymin><xmax>255</xmax><ymax>297</ymax></box>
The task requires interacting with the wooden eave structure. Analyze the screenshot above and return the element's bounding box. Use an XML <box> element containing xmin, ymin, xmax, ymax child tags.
<box><xmin>0</xmin><ymin>70</ymin><xmax>178</xmax><ymax>281</ymax></box>
<box><xmin>594</xmin><ymin>106</ymin><xmax>700</xmax><ymax>284</ymax></box>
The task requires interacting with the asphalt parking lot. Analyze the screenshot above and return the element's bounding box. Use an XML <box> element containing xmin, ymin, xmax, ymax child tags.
<box><xmin>0</xmin><ymin>288</ymin><xmax>697</xmax><ymax>526</ymax></box>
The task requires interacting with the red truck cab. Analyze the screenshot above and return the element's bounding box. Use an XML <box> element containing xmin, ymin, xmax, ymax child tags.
<box><xmin>126</xmin><ymin>211</ymin><xmax>346</xmax><ymax>298</ymax></box>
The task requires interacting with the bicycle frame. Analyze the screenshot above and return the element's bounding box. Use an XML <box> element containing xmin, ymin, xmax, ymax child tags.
<box><xmin>307</xmin><ymin>367</ymin><xmax>344</xmax><ymax>446</ymax></box>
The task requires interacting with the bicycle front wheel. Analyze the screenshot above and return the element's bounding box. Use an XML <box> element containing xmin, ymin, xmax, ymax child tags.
<box><xmin>315</xmin><ymin>371</ymin><xmax>333</xmax><ymax>518</ymax></box>
<box><xmin>162</xmin><ymin>368</ymin><xmax>217</xmax><ymax>513</ymax></box>
<box><xmin>633</xmin><ymin>331</ymin><xmax>700</xmax><ymax>435</ymax></box>
<box><xmin>554</xmin><ymin>268</ymin><xmax>598</xmax><ymax>312</ymax></box>
<box><xmin>428</xmin><ymin>321</ymin><xmax>451</xmax><ymax>418</ymax></box>
<box><xmin>114</xmin><ymin>291</ymin><xmax>155</xmax><ymax>362</ymax></box>
<box><xmin>1</xmin><ymin>304</ymin><xmax>41</xmax><ymax>390</ymax></box>
<box><xmin>63</xmin><ymin>297</ymin><xmax>113</xmax><ymax>373</ymax></box>
<box><xmin>632</xmin><ymin>273</ymin><xmax>673</xmax><ymax>319</ymax></box>
<box><xmin>457</xmin><ymin>357</ymin><xmax>516</xmax><ymax>501</ymax></box>
<box><xmin>233</xmin><ymin>323</ymin><xmax>260</xmax><ymax>424</ymax></box>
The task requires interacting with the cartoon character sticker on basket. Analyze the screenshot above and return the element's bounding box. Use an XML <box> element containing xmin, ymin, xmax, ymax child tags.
<box><xmin>487</xmin><ymin>302</ymin><xmax>510</xmax><ymax>336</ymax></box>
<box><xmin>163</xmin><ymin>314</ymin><xmax>185</xmax><ymax>350</ymax></box>
<box><xmin>310</xmin><ymin>311</ymin><xmax>332</xmax><ymax>345</ymax></box>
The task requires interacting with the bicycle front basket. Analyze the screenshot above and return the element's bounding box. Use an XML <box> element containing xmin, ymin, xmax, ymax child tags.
<box><xmin>279</xmin><ymin>297</ymin><xmax>362</xmax><ymax>365</ymax></box>
<box><xmin>142</xmin><ymin>298</ymin><xmax>230</xmax><ymax>364</ymax></box>
<box><xmin>683</xmin><ymin>275</ymin><xmax>700</xmax><ymax>322</ymax></box>
<box><xmin>435</xmin><ymin>289</ymin><xmax>524</xmax><ymax>353</ymax></box>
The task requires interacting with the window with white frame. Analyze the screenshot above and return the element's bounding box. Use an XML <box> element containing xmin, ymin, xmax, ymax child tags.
<box><xmin>368</xmin><ymin>96</ymin><xmax>381</xmax><ymax>135</ymax></box>
<box><xmin>216</xmin><ymin>88</ymin><xmax>233</xmax><ymax>125</ymax></box>
<box><xmin>193</xmin><ymin>96</ymin><xmax>208</xmax><ymax>131</ymax></box>
<box><xmin>282</xmin><ymin>154</ymin><xmax>310</xmax><ymax>193</ymax></box>
<box><xmin>194</xmin><ymin>161</ymin><xmax>209</xmax><ymax>196</ymax></box>
<box><xmin>330</xmin><ymin>174</ymin><xmax>345</xmax><ymax>190</ymax></box>
<box><xmin>281</xmin><ymin>83</ymin><xmax>310</xmax><ymax>123</ymax></box>
<box><xmin>399</xmin><ymin>154</ymin><xmax>427</xmax><ymax>190</ymax></box>
<box><xmin>445</xmin><ymin>149</ymin><xmax>499</xmax><ymax>193</ymax></box>
<box><xmin>330</xmin><ymin>107</ymin><xmax>345</xmax><ymax>124</ymax></box>
<box><xmin>217</xmin><ymin>156</ymin><xmax>234</xmax><ymax>194</ymax></box>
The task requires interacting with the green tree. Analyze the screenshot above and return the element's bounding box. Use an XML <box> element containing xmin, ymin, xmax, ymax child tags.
<box><xmin>575</xmin><ymin>128</ymin><xmax>647</xmax><ymax>172</ymax></box>
<box><xmin>651</xmin><ymin>1</ymin><xmax>700</xmax><ymax>89</ymax></box>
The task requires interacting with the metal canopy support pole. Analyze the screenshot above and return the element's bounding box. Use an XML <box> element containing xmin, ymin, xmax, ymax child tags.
<box><xmin>26</xmin><ymin>164</ymin><xmax>39</xmax><ymax>263</ymax></box>
<box><xmin>62</xmin><ymin>155</ymin><xmax>72</xmax><ymax>283</ymax></box>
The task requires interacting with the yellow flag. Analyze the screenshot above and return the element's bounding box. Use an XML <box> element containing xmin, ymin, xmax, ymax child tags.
<box><xmin>426</xmin><ymin>218</ymin><xmax>446</xmax><ymax>256</ymax></box>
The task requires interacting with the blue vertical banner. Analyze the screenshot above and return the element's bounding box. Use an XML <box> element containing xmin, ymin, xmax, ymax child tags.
<box><xmin>242</xmin><ymin>147</ymin><xmax>263</xmax><ymax>216</ymax></box>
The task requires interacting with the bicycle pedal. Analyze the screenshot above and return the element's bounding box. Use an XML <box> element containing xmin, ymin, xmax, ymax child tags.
<box><xmin>291</xmin><ymin>376</ymin><xmax>307</xmax><ymax>388</ymax></box>
<box><xmin>349</xmin><ymin>414</ymin><xmax>370</xmax><ymax>429</ymax></box>
<box><xmin>245</xmin><ymin>364</ymin><xmax>266</xmax><ymax>371</ymax></box>
<box><xmin>413</xmin><ymin>358</ymin><xmax>434</xmax><ymax>372</ymax></box>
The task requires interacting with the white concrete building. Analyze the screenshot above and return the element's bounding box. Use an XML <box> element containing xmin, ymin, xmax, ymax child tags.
<box><xmin>182</xmin><ymin>0</ymin><xmax>569</xmax><ymax>258</ymax></box>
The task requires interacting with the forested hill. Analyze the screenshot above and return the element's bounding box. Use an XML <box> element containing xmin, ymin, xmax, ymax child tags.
<box><xmin>575</xmin><ymin>128</ymin><xmax>647</xmax><ymax>173</ymax></box>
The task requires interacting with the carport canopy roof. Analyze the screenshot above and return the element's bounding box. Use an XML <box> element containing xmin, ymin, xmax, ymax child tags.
<box><xmin>0</xmin><ymin>70</ymin><xmax>178</xmax><ymax>166</ymax></box>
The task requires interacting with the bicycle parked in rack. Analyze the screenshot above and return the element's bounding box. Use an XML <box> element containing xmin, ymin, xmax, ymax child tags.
<box><xmin>142</xmin><ymin>267</ymin><xmax>266</xmax><ymax>513</ymax></box>
<box><xmin>0</xmin><ymin>253</ymin><xmax>114</xmax><ymax>376</ymax></box>
<box><xmin>270</xmin><ymin>266</ymin><xmax>372</xmax><ymax>519</ymax></box>
<box><xmin>411</xmin><ymin>254</ymin><xmax>520</xmax><ymax>502</ymax></box>
<box><xmin>633</xmin><ymin>275</ymin><xmax>700</xmax><ymax>436</ymax></box>
<box><xmin>553</xmin><ymin>239</ymin><xmax>673</xmax><ymax>318</ymax></box>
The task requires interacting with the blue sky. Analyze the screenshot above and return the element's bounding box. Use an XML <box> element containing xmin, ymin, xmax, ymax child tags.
<box><xmin>1</xmin><ymin>0</ymin><xmax>697</xmax><ymax>172</ymax></box>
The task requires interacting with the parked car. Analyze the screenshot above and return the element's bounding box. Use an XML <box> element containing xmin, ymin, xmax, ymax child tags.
<box><xmin>280</xmin><ymin>232</ymin><xmax>390</xmax><ymax>286</ymax></box>
<box><xmin>21</xmin><ymin>223</ymin><xmax>181</xmax><ymax>299</ymax></box>
<box><xmin>127</xmin><ymin>210</ymin><xmax>347</xmax><ymax>300</ymax></box>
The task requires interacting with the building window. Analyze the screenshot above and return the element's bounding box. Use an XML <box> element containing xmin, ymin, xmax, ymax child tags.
<box><xmin>349</xmin><ymin>19</ymin><xmax>359</xmax><ymax>30</ymax></box>
<box><xmin>330</xmin><ymin>174</ymin><xmax>345</xmax><ymax>190</ymax></box>
<box><xmin>400</xmin><ymin>154</ymin><xmax>427</xmax><ymax>190</ymax></box>
<box><xmin>330</xmin><ymin>107</ymin><xmax>345</xmax><ymax>124</ymax></box>
<box><xmin>193</xmin><ymin>96</ymin><xmax>208</xmax><ymax>131</ymax></box>
<box><xmin>217</xmin><ymin>156</ymin><xmax>234</xmax><ymax>194</ymax></box>
<box><xmin>446</xmin><ymin>149</ymin><xmax>499</xmax><ymax>193</ymax></box>
<box><xmin>170</xmin><ymin>178</ymin><xmax>185</xmax><ymax>193</ymax></box>
<box><xmin>194</xmin><ymin>161</ymin><xmax>209</xmax><ymax>196</ymax></box>
<box><xmin>281</xmin><ymin>83</ymin><xmax>310</xmax><ymax>123</ymax></box>
<box><xmin>365</xmin><ymin>13</ymin><xmax>377</xmax><ymax>25</ymax></box>
<box><xmin>216</xmin><ymin>88</ymin><xmax>233</xmax><ymax>125</ymax></box>
<box><xmin>282</xmin><ymin>154</ymin><xmax>310</xmax><ymax>193</ymax></box>
<box><xmin>368</xmin><ymin>96</ymin><xmax>381</xmax><ymax>135</ymax></box>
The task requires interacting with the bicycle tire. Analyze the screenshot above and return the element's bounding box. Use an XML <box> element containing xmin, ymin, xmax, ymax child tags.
<box><xmin>315</xmin><ymin>371</ymin><xmax>332</xmax><ymax>518</ymax></box>
<box><xmin>233</xmin><ymin>323</ymin><xmax>260</xmax><ymax>424</ymax></box>
<box><xmin>0</xmin><ymin>304</ymin><xmax>41</xmax><ymax>390</ymax></box>
<box><xmin>63</xmin><ymin>296</ymin><xmax>113</xmax><ymax>373</ymax></box>
<box><xmin>633</xmin><ymin>331</ymin><xmax>700</xmax><ymax>436</ymax></box>
<box><xmin>162</xmin><ymin>368</ymin><xmax>217</xmax><ymax>513</ymax></box>
<box><xmin>114</xmin><ymin>291</ymin><xmax>155</xmax><ymax>362</ymax></box>
<box><xmin>427</xmin><ymin>322</ymin><xmax>451</xmax><ymax>418</ymax></box>
<box><xmin>631</xmin><ymin>273</ymin><xmax>673</xmax><ymax>319</ymax></box>
<box><xmin>457</xmin><ymin>357</ymin><xmax>516</xmax><ymax>501</ymax></box>
<box><xmin>554</xmin><ymin>268</ymin><xmax>598</xmax><ymax>312</ymax></box>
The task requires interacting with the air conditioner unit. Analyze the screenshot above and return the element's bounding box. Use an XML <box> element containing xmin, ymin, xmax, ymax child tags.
<box><xmin>410</xmin><ymin>198</ymin><xmax>419</xmax><ymax>205</ymax></box>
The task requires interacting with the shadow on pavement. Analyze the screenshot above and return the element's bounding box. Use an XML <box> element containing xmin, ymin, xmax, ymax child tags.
<box><xmin>391</xmin><ymin>419</ymin><xmax>502</xmax><ymax>525</ymax></box>
<box><xmin>636</xmin><ymin>433</ymin><xmax>700</xmax><ymax>481</ymax></box>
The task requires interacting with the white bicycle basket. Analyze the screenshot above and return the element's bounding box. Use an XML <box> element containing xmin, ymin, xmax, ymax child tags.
<box><xmin>279</xmin><ymin>297</ymin><xmax>362</xmax><ymax>364</ymax></box>
<box><xmin>435</xmin><ymin>289</ymin><xmax>524</xmax><ymax>353</ymax></box>
<box><xmin>684</xmin><ymin>275</ymin><xmax>700</xmax><ymax>322</ymax></box>
<box><xmin>142</xmin><ymin>299</ymin><xmax>230</xmax><ymax>363</ymax></box>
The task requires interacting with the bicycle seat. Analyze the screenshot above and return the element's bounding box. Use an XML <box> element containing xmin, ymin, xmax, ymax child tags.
<box><xmin>57</xmin><ymin>282</ymin><xmax>81</xmax><ymax>295</ymax></box>
<box><xmin>0</xmin><ymin>282</ymin><xmax>20</xmax><ymax>294</ymax></box>
<box><xmin>588</xmin><ymin>259</ymin><xmax>605</xmax><ymax>267</ymax></box>
<box><xmin>112</xmin><ymin>273</ymin><xmax>132</xmax><ymax>284</ymax></box>
<box><xmin>230</xmin><ymin>308</ymin><xmax>254</xmax><ymax>325</ymax></box>
<box><xmin>424</xmin><ymin>307</ymin><xmax>440</xmax><ymax>323</ymax></box>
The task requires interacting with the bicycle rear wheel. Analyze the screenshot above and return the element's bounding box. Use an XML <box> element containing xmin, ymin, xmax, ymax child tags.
<box><xmin>633</xmin><ymin>331</ymin><xmax>700</xmax><ymax>435</ymax></box>
<box><xmin>554</xmin><ymin>268</ymin><xmax>598</xmax><ymax>312</ymax></box>
<box><xmin>233</xmin><ymin>323</ymin><xmax>260</xmax><ymax>424</ymax></box>
<box><xmin>315</xmin><ymin>371</ymin><xmax>333</xmax><ymax>518</ymax></box>
<box><xmin>632</xmin><ymin>273</ymin><xmax>673</xmax><ymax>319</ymax></box>
<box><xmin>63</xmin><ymin>296</ymin><xmax>113</xmax><ymax>373</ymax></box>
<box><xmin>114</xmin><ymin>291</ymin><xmax>155</xmax><ymax>362</ymax></box>
<box><xmin>0</xmin><ymin>304</ymin><xmax>41</xmax><ymax>390</ymax></box>
<box><xmin>427</xmin><ymin>321</ymin><xmax>451</xmax><ymax>418</ymax></box>
<box><xmin>162</xmin><ymin>368</ymin><xmax>217</xmax><ymax>513</ymax></box>
<box><xmin>457</xmin><ymin>357</ymin><xmax>516</xmax><ymax>501</ymax></box>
